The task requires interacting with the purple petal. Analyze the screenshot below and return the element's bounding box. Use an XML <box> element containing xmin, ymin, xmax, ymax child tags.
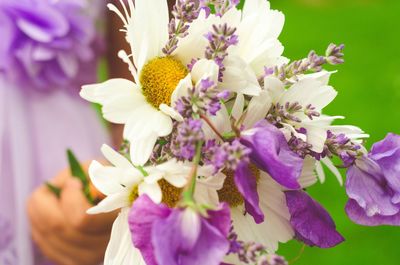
<box><xmin>345</xmin><ymin>199</ymin><xmax>400</xmax><ymax>226</ymax></box>
<box><xmin>234</xmin><ymin>162</ymin><xmax>264</xmax><ymax>223</ymax></box>
<box><xmin>369</xmin><ymin>133</ymin><xmax>400</xmax><ymax>202</ymax></box>
<box><xmin>152</xmin><ymin>209</ymin><xmax>230</xmax><ymax>265</ymax></box>
<box><xmin>206</xmin><ymin>203</ymin><xmax>232</xmax><ymax>237</ymax></box>
<box><xmin>285</xmin><ymin>190</ymin><xmax>344</xmax><ymax>248</ymax></box>
<box><xmin>345</xmin><ymin>158</ymin><xmax>399</xmax><ymax>217</ymax></box>
<box><xmin>12</xmin><ymin>4</ymin><xmax>69</xmax><ymax>42</ymax></box>
<box><xmin>241</xmin><ymin>121</ymin><xmax>303</xmax><ymax>189</ymax></box>
<box><xmin>129</xmin><ymin>195</ymin><xmax>171</xmax><ymax>265</ymax></box>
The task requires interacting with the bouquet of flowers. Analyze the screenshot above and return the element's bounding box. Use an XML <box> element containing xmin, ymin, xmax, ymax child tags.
<box><xmin>80</xmin><ymin>0</ymin><xmax>400</xmax><ymax>264</ymax></box>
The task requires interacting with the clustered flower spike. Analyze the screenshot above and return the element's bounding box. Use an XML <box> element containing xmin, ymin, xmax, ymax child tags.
<box><xmin>228</xmin><ymin>226</ymin><xmax>288</xmax><ymax>265</ymax></box>
<box><xmin>205</xmin><ymin>23</ymin><xmax>239</xmax><ymax>80</ymax></box>
<box><xmin>263</xmin><ymin>43</ymin><xmax>345</xmax><ymax>84</ymax></box>
<box><xmin>201</xmin><ymin>0</ymin><xmax>240</xmax><ymax>16</ymax></box>
<box><xmin>79</xmin><ymin>1</ymin><xmax>400</xmax><ymax>264</ymax></box>
<box><xmin>163</xmin><ymin>0</ymin><xmax>203</xmax><ymax>54</ymax></box>
<box><xmin>175</xmin><ymin>77</ymin><xmax>230</xmax><ymax>117</ymax></box>
<box><xmin>171</xmin><ymin>118</ymin><xmax>205</xmax><ymax>160</ymax></box>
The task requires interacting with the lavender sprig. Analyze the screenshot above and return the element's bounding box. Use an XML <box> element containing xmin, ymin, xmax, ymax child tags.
<box><xmin>175</xmin><ymin>78</ymin><xmax>230</xmax><ymax>117</ymax></box>
<box><xmin>204</xmin><ymin>139</ymin><xmax>251</xmax><ymax>173</ymax></box>
<box><xmin>205</xmin><ymin>23</ymin><xmax>238</xmax><ymax>80</ymax></box>
<box><xmin>201</xmin><ymin>0</ymin><xmax>240</xmax><ymax>16</ymax></box>
<box><xmin>266</xmin><ymin>102</ymin><xmax>321</xmax><ymax>126</ymax></box>
<box><xmin>287</xmin><ymin>130</ymin><xmax>363</xmax><ymax>166</ymax></box>
<box><xmin>163</xmin><ymin>0</ymin><xmax>202</xmax><ymax>55</ymax></box>
<box><xmin>323</xmin><ymin>131</ymin><xmax>362</xmax><ymax>167</ymax></box>
<box><xmin>264</xmin><ymin>43</ymin><xmax>345</xmax><ymax>84</ymax></box>
<box><xmin>228</xmin><ymin>226</ymin><xmax>288</xmax><ymax>265</ymax></box>
<box><xmin>171</xmin><ymin>119</ymin><xmax>205</xmax><ymax>161</ymax></box>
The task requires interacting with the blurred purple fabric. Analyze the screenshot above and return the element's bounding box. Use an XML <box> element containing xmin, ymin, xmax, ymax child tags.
<box><xmin>0</xmin><ymin>81</ymin><xmax>109</xmax><ymax>265</ymax></box>
<box><xmin>0</xmin><ymin>0</ymin><xmax>108</xmax><ymax>264</ymax></box>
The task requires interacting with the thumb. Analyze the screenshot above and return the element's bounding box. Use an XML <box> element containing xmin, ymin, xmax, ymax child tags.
<box><xmin>61</xmin><ymin>178</ymin><xmax>117</xmax><ymax>234</ymax></box>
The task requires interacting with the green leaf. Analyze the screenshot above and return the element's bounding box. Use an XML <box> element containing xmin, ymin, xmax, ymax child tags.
<box><xmin>67</xmin><ymin>149</ymin><xmax>95</xmax><ymax>205</ymax></box>
<box><xmin>46</xmin><ymin>182</ymin><xmax>61</xmax><ymax>198</ymax></box>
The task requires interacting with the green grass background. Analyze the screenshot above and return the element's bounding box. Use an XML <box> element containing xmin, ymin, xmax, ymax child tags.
<box><xmin>261</xmin><ymin>0</ymin><xmax>400</xmax><ymax>264</ymax></box>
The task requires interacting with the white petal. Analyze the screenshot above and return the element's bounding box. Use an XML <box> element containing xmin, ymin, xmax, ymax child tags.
<box><xmin>87</xmin><ymin>191</ymin><xmax>129</xmax><ymax>214</ymax></box>
<box><xmin>173</xmin><ymin>10</ymin><xmax>211</xmax><ymax>65</ymax></box>
<box><xmin>160</xmin><ymin>104</ymin><xmax>183</xmax><ymax>122</ymax></box>
<box><xmin>202</xmin><ymin>105</ymin><xmax>231</xmax><ymax>140</ymax></box>
<box><xmin>321</xmin><ymin>157</ymin><xmax>343</xmax><ymax>186</ymax></box>
<box><xmin>316</xmin><ymin>161</ymin><xmax>326</xmax><ymax>184</ymax></box>
<box><xmin>124</xmin><ymin>104</ymin><xmax>172</xmax><ymax>141</ymax></box>
<box><xmin>88</xmin><ymin>161</ymin><xmax>125</xmax><ymax>196</ymax></box>
<box><xmin>129</xmin><ymin>132</ymin><xmax>158</xmax><ymax>166</ymax></box>
<box><xmin>101</xmin><ymin>144</ymin><xmax>133</xmax><ymax>169</ymax></box>
<box><xmin>80</xmin><ymin>79</ymin><xmax>142</xmax><ymax>124</ymax></box>
<box><xmin>237</xmin><ymin>0</ymin><xmax>285</xmax><ymax>74</ymax></box>
<box><xmin>303</xmin><ymin>124</ymin><xmax>328</xmax><ymax>153</ymax></box>
<box><xmin>138</xmin><ymin>182</ymin><xmax>162</xmax><ymax>203</ymax></box>
<box><xmin>231</xmin><ymin>93</ymin><xmax>245</xmax><ymax>121</ymax></box>
<box><xmin>171</xmin><ymin>74</ymin><xmax>192</xmax><ymax>106</ymax></box>
<box><xmin>243</xmin><ymin>90</ymin><xmax>271</xmax><ymax>129</ymax></box>
<box><xmin>220</xmin><ymin>56</ymin><xmax>261</xmax><ymax>96</ymax></box>
<box><xmin>296</xmin><ymin>70</ymin><xmax>335</xmax><ymax>85</ymax></box>
<box><xmin>104</xmin><ymin>208</ymin><xmax>146</xmax><ymax>265</ymax></box>
<box><xmin>191</xmin><ymin>59</ymin><xmax>219</xmax><ymax>85</ymax></box>
<box><xmin>180</xmin><ymin>208</ymin><xmax>201</xmax><ymax>247</ymax></box>
<box><xmin>282</xmin><ymin>78</ymin><xmax>337</xmax><ymax>111</ymax></box>
<box><xmin>264</xmin><ymin>76</ymin><xmax>285</xmax><ymax>102</ymax></box>
<box><xmin>130</xmin><ymin>0</ymin><xmax>169</xmax><ymax>72</ymax></box>
<box><xmin>298</xmin><ymin>157</ymin><xmax>318</xmax><ymax>188</ymax></box>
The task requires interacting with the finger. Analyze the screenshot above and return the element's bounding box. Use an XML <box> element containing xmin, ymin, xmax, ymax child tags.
<box><xmin>27</xmin><ymin>185</ymin><xmax>67</xmax><ymax>233</ymax></box>
<box><xmin>31</xmin><ymin>226</ymin><xmax>107</xmax><ymax>265</ymax></box>
<box><xmin>31</xmin><ymin>226</ymin><xmax>76</xmax><ymax>265</ymax></box>
<box><xmin>61</xmin><ymin>178</ymin><xmax>117</xmax><ymax>233</ymax></box>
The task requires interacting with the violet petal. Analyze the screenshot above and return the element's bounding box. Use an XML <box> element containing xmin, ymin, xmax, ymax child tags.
<box><xmin>234</xmin><ymin>161</ymin><xmax>264</xmax><ymax>223</ymax></box>
<box><xmin>129</xmin><ymin>195</ymin><xmax>171</xmax><ymax>265</ymax></box>
<box><xmin>285</xmin><ymin>190</ymin><xmax>344</xmax><ymax>248</ymax></box>
<box><xmin>241</xmin><ymin>121</ymin><xmax>302</xmax><ymax>189</ymax></box>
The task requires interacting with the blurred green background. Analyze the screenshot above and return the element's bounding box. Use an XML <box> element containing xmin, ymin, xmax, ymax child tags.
<box><xmin>262</xmin><ymin>0</ymin><xmax>400</xmax><ymax>264</ymax></box>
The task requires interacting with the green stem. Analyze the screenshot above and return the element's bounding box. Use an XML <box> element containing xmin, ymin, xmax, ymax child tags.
<box><xmin>183</xmin><ymin>140</ymin><xmax>204</xmax><ymax>203</ymax></box>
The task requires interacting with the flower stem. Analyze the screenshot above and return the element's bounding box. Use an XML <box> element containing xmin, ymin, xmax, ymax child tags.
<box><xmin>200</xmin><ymin>114</ymin><xmax>224</xmax><ymax>141</ymax></box>
<box><xmin>183</xmin><ymin>140</ymin><xmax>204</xmax><ymax>203</ymax></box>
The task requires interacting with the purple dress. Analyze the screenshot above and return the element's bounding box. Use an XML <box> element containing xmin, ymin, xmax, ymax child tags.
<box><xmin>0</xmin><ymin>0</ymin><xmax>108</xmax><ymax>264</ymax></box>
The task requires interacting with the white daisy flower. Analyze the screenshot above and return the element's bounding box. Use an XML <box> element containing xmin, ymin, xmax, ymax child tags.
<box><xmin>87</xmin><ymin>144</ymin><xmax>192</xmax><ymax>264</ymax></box>
<box><xmin>80</xmin><ymin>0</ymin><xmax>220</xmax><ymax>166</ymax></box>
<box><xmin>174</xmin><ymin>0</ymin><xmax>287</xmax><ymax>96</ymax></box>
<box><xmin>87</xmin><ymin>144</ymin><xmax>227</xmax><ymax>264</ymax></box>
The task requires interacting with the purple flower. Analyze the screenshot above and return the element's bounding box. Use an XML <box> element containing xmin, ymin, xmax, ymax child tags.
<box><xmin>285</xmin><ymin>190</ymin><xmax>345</xmax><ymax>248</ymax></box>
<box><xmin>0</xmin><ymin>0</ymin><xmax>102</xmax><ymax>92</ymax></box>
<box><xmin>172</xmin><ymin>119</ymin><xmax>205</xmax><ymax>160</ymax></box>
<box><xmin>129</xmin><ymin>195</ymin><xmax>231</xmax><ymax>265</ymax></box>
<box><xmin>240</xmin><ymin>121</ymin><xmax>303</xmax><ymax>190</ymax></box>
<box><xmin>345</xmin><ymin>133</ymin><xmax>400</xmax><ymax>226</ymax></box>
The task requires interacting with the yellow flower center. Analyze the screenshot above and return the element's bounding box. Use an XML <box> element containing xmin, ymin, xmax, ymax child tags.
<box><xmin>218</xmin><ymin>164</ymin><xmax>260</xmax><ymax>208</ymax></box>
<box><xmin>140</xmin><ymin>57</ymin><xmax>188</xmax><ymax>109</ymax></box>
<box><xmin>159</xmin><ymin>179</ymin><xmax>183</xmax><ymax>207</ymax></box>
<box><xmin>129</xmin><ymin>186</ymin><xmax>139</xmax><ymax>204</ymax></box>
<box><xmin>129</xmin><ymin>180</ymin><xmax>182</xmax><ymax>207</ymax></box>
